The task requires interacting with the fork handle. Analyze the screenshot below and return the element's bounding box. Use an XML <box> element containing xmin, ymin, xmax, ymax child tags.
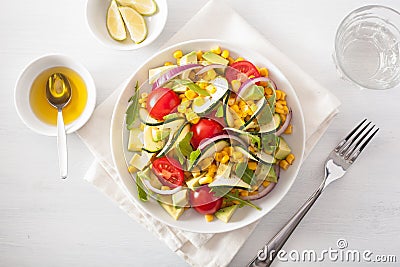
<box><xmin>247</xmin><ymin>183</ymin><xmax>324</xmax><ymax>267</ymax></box>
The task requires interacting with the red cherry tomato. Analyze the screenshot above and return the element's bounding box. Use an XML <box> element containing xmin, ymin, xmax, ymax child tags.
<box><xmin>146</xmin><ymin>88</ymin><xmax>180</xmax><ymax>120</ymax></box>
<box><xmin>225</xmin><ymin>60</ymin><xmax>260</xmax><ymax>83</ymax></box>
<box><xmin>189</xmin><ymin>186</ymin><xmax>223</xmax><ymax>215</ymax></box>
<box><xmin>190</xmin><ymin>118</ymin><xmax>224</xmax><ymax>149</ymax></box>
<box><xmin>152</xmin><ymin>157</ymin><xmax>184</xmax><ymax>188</ymax></box>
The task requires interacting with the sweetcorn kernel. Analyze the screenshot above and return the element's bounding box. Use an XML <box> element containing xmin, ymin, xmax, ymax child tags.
<box><xmin>284</xmin><ymin>125</ymin><xmax>293</xmax><ymax>134</ymax></box>
<box><xmin>173</xmin><ymin>50</ymin><xmax>183</xmax><ymax>59</ymax></box>
<box><xmin>228</xmin><ymin>97</ymin><xmax>236</xmax><ymax>106</ymax></box>
<box><xmin>227</xmin><ymin>56</ymin><xmax>235</xmax><ymax>65</ymax></box>
<box><xmin>189</xmin><ymin>117</ymin><xmax>200</xmax><ymax>124</ymax></box>
<box><xmin>265</xmin><ymin>87</ymin><xmax>273</xmax><ymax>95</ymax></box>
<box><xmin>197</xmin><ymin>81</ymin><xmax>208</xmax><ymax>89</ymax></box>
<box><xmin>247</xmin><ymin>161</ymin><xmax>258</xmax><ymax>171</ymax></box>
<box><xmin>278</xmin><ymin>100</ymin><xmax>287</xmax><ymax>106</ymax></box>
<box><xmin>280</xmin><ymin>114</ymin><xmax>286</xmax><ymax>123</ymax></box>
<box><xmin>283</xmin><ymin>106</ymin><xmax>289</xmax><ymax>114</ymax></box>
<box><xmin>275</xmin><ymin>90</ymin><xmax>282</xmax><ymax>100</ymax></box>
<box><xmin>196</xmin><ymin>50</ymin><xmax>203</xmax><ymax>61</ymax></box>
<box><xmin>231</xmin><ymin>104</ymin><xmax>240</xmax><ymax>113</ymax></box>
<box><xmin>211</xmin><ymin>46</ymin><xmax>222</xmax><ymax>55</ymax></box>
<box><xmin>259</xmin><ymin>67</ymin><xmax>269</xmax><ymax>77</ymax></box>
<box><xmin>240</xmin><ymin>190</ymin><xmax>249</xmax><ymax>197</ymax></box>
<box><xmin>221</xmin><ymin>50</ymin><xmax>230</xmax><ymax>58</ymax></box>
<box><xmin>275</xmin><ymin>108</ymin><xmax>285</xmax><ymax>114</ymax></box>
<box><xmin>262</xmin><ymin>181</ymin><xmax>270</xmax><ymax>187</ymax></box>
<box><xmin>185</xmin><ymin>89</ymin><xmax>198</xmax><ymax>100</ymax></box>
<box><xmin>199</xmin><ymin>175</ymin><xmax>213</xmax><ymax>185</ymax></box>
<box><xmin>215</xmin><ymin>152</ymin><xmax>223</xmax><ymax>162</ymax></box>
<box><xmin>279</xmin><ymin>160</ymin><xmax>290</xmax><ymax>170</ymax></box>
<box><xmin>206</xmin><ymin>84</ymin><xmax>217</xmax><ymax>94</ymax></box>
<box><xmin>223</xmin><ymin>147</ymin><xmax>234</xmax><ymax>156</ymax></box>
<box><xmin>205</xmin><ymin>214</ymin><xmax>214</xmax><ymax>222</ymax></box>
<box><xmin>220</xmin><ymin>155</ymin><xmax>230</xmax><ymax>164</ymax></box>
<box><xmin>248</xmin><ymin>146</ymin><xmax>256</xmax><ymax>153</ymax></box>
<box><xmin>235</xmin><ymin>57</ymin><xmax>244</xmax><ymax>62</ymax></box>
<box><xmin>208</xmin><ymin>164</ymin><xmax>218</xmax><ymax>174</ymax></box>
<box><xmin>177</xmin><ymin>105</ymin><xmax>186</xmax><ymax>113</ymax></box>
<box><xmin>275</xmin><ymin>103</ymin><xmax>284</xmax><ymax>110</ymax></box>
<box><xmin>164</xmin><ymin>61</ymin><xmax>173</xmax><ymax>66</ymax></box>
<box><xmin>286</xmin><ymin>153</ymin><xmax>295</xmax><ymax>165</ymax></box>
<box><xmin>280</xmin><ymin>91</ymin><xmax>286</xmax><ymax>100</ymax></box>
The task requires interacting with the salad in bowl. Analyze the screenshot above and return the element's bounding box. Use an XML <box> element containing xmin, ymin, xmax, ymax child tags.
<box><xmin>123</xmin><ymin>45</ymin><xmax>297</xmax><ymax>224</ymax></box>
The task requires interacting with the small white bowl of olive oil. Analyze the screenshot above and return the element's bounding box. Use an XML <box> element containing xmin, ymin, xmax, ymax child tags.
<box><xmin>14</xmin><ymin>54</ymin><xmax>96</xmax><ymax>136</ymax></box>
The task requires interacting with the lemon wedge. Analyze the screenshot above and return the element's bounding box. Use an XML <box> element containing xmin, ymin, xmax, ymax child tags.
<box><xmin>106</xmin><ymin>0</ymin><xmax>127</xmax><ymax>41</ymax></box>
<box><xmin>119</xmin><ymin>6</ymin><xmax>148</xmax><ymax>44</ymax></box>
<box><xmin>116</xmin><ymin>0</ymin><xmax>157</xmax><ymax>16</ymax></box>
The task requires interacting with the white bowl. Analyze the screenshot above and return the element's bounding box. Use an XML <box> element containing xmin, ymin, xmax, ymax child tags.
<box><xmin>86</xmin><ymin>0</ymin><xmax>168</xmax><ymax>50</ymax></box>
<box><xmin>15</xmin><ymin>54</ymin><xmax>96</xmax><ymax>136</ymax></box>
<box><xmin>110</xmin><ymin>39</ymin><xmax>305</xmax><ymax>233</ymax></box>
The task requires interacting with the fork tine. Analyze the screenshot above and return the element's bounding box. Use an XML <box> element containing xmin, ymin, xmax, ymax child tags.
<box><xmin>339</xmin><ymin>120</ymin><xmax>371</xmax><ymax>155</ymax></box>
<box><xmin>348</xmin><ymin>127</ymin><xmax>379</xmax><ymax>163</ymax></box>
<box><xmin>334</xmin><ymin>119</ymin><xmax>367</xmax><ymax>152</ymax></box>
<box><xmin>344</xmin><ymin>123</ymin><xmax>375</xmax><ymax>159</ymax></box>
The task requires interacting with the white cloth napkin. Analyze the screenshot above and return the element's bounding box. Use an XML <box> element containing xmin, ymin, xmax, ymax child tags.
<box><xmin>77</xmin><ymin>0</ymin><xmax>341</xmax><ymax>266</ymax></box>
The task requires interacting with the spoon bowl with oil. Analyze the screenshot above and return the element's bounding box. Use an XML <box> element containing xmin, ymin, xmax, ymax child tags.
<box><xmin>46</xmin><ymin>73</ymin><xmax>72</xmax><ymax>179</ymax></box>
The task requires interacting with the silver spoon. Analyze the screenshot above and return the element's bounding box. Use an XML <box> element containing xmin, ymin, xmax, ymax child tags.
<box><xmin>46</xmin><ymin>73</ymin><xmax>72</xmax><ymax>179</ymax></box>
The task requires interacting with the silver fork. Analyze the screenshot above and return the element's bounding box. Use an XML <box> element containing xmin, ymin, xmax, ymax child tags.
<box><xmin>248</xmin><ymin>119</ymin><xmax>379</xmax><ymax>267</ymax></box>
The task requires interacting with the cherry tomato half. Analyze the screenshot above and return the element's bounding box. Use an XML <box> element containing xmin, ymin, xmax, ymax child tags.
<box><xmin>225</xmin><ymin>60</ymin><xmax>260</xmax><ymax>83</ymax></box>
<box><xmin>152</xmin><ymin>157</ymin><xmax>184</xmax><ymax>188</ymax></box>
<box><xmin>190</xmin><ymin>118</ymin><xmax>225</xmax><ymax>149</ymax></box>
<box><xmin>189</xmin><ymin>186</ymin><xmax>223</xmax><ymax>215</ymax></box>
<box><xmin>146</xmin><ymin>87</ymin><xmax>180</xmax><ymax>120</ymax></box>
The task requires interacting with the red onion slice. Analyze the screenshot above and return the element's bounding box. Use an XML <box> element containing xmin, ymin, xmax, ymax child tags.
<box><xmin>198</xmin><ymin>134</ymin><xmax>246</xmax><ymax>151</ymax></box>
<box><xmin>275</xmin><ymin>108</ymin><xmax>292</xmax><ymax>136</ymax></box>
<box><xmin>196</xmin><ymin>64</ymin><xmax>227</xmax><ymax>75</ymax></box>
<box><xmin>237</xmin><ymin>77</ymin><xmax>277</xmax><ymax>98</ymax></box>
<box><xmin>240</xmin><ymin>182</ymin><xmax>276</xmax><ymax>201</ymax></box>
<box><xmin>143</xmin><ymin>180</ymin><xmax>182</xmax><ymax>195</ymax></box>
<box><xmin>152</xmin><ymin>64</ymin><xmax>202</xmax><ymax>90</ymax></box>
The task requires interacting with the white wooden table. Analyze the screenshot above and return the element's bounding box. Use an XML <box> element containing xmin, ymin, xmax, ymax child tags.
<box><xmin>1</xmin><ymin>0</ymin><xmax>399</xmax><ymax>266</ymax></box>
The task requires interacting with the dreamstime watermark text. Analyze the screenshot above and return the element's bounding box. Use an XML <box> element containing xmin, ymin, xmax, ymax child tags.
<box><xmin>257</xmin><ymin>239</ymin><xmax>397</xmax><ymax>263</ymax></box>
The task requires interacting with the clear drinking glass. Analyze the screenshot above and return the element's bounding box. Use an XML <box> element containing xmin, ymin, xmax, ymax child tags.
<box><xmin>334</xmin><ymin>5</ymin><xmax>400</xmax><ymax>90</ymax></box>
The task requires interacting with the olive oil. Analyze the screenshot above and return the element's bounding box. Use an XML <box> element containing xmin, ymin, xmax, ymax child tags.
<box><xmin>30</xmin><ymin>67</ymin><xmax>87</xmax><ymax>125</ymax></box>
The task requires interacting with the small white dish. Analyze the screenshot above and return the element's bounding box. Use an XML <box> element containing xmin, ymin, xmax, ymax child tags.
<box><xmin>86</xmin><ymin>0</ymin><xmax>168</xmax><ymax>50</ymax></box>
<box><xmin>15</xmin><ymin>54</ymin><xmax>96</xmax><ymax>136</ymax></box>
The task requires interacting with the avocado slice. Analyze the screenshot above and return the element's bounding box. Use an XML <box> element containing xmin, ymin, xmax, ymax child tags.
<box><xmin>186</xmin><ymin>175</ymin><xmax>204</xmax><ymax>190</ymax></box>
<box><xmin>265</xmin><ymin>166</ymin><xmax>278</xmax><ymax>183</ymax></box>
<box><xmin>149</xmin><ymin>65</ymin><xmax>177</xmax><ymax>84</ymax></box>
<box><xmin>239</xmin><ymin>85</ymin><xmax>265</xmax><ymax>101</ymax></box>
<box><xmin>215</xmin><ymin>205</ymin><xmax>239</xmax><ymax>223</ymax></box>
<box><xmin>151</xmin><ymin>127</ymin><xmax>171</xmax><ymax>142</ymax></box>
<box><xmin>159</xmin><ymin>202</ymin><xmax>185</xmax><ymax>220</ymax></box>
<box><xmin>202</xmin><ymin>51</ymin><xmax>229</xmax><ymax>65</ymax></box>
<box><xmin>172</xmin><ymin>189</ymin><xmax>189</xmax><ymax>208</ymax></box>
<box><xmin>179</xmin><ymin>51</ymin><xmax>198</xmax><ymax>65</ymax></box>
<box><xmin>158</xmin><ymin>193</ymin><xmax>185</xmax><ymax>220</ymax></box>
<box><xmin>128</xmin><ymin>128</ymin><xmax>143</xmax><ymax>152</ymax></box>
<box><xmin>275</xmin><ymin>137</ymin><xmax>291</xmax><ymax>160</ymax></box>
